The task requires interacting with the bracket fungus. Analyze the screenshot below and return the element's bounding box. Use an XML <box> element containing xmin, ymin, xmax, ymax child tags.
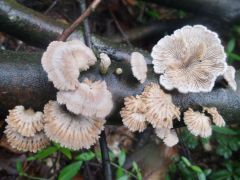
<box><xmin>184</xmin><ymin>108</ymin><xmax>212</xmax><ymax>138</ymax></box>
<box><xmin>120</xmin><ymin>95</ymin><xmax>148</xmax><ymax>132</ymax></box>
<box><xmin>142</xmin><ymin>83</ymin><xmax>180</xmax><ymax>129</ymax></box>
<box><xmin>130</xmin><ymin>52</ymin><xmax>147</xmax><ymax>84</ymax></box>
<box><xmin>151</xmin><ymin>25</ymin><xmax>227</xmax><ymax>93</ymax></box>
<box><xmin>43</xmin><ymin>101</ymin><xmax>106</xmax><ymax>150</ymax></box>
<box><xmin>223</xmin><ymin>65</ymin><xmax>237</xmax><ymax>91</ymax></box>
<box><xmin>57</xmin><ymin>79</ymin><xmax>113</xmax><ymax>118</ymax></box>
<box><xmin>203</xmin><ymin>107</ymin><xmax>226</xmax><ymax>127</ymax></box>
<box><xmin>155</xmin><ymin>128</ymin><xmax>179</xmax><ymax>147</ymax></box>
<box><xmin>5</xmin><ymin>106</ymin><xmax>44</xmax><ymax>137</ymax></box>
<box><xmin>4</xmin><ymin>125</ymin><xmax>49</xmax><ymax>152</ymax></box>
<box><xmin>41</xmin><ymin>40</ymin><xmax>97</xmax><ymax>91</ymax></box>
<box><xmin>99</xmin><ymin>53</ymin><xmax>111</xmax><ymax>74</ymax></box>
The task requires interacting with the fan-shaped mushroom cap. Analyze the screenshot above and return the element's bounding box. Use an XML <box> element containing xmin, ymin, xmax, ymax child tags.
<box><xmin>142</xmin><ymin>83</ymin><xmax>180</xmax><ymax>129</ymax></box>
<box><xmin>151</xmin><ymin>25</ymin><xmax>227</xmax><ymax>93</ymax></box>
<box><xmin>44</xmin><ymin>101</ymin><xmax>105</xmax><ymax>150</ymax></box>
<box><xmin>203</xmin><ymin>107</ymin><xmax>225</xmax><ymax>127</ymax></box>
<box><xmin>4</xmin><ymin>126</ymin><xmax>50</xmax><ymax>152</ymax></box>
<box><xmin>223</xmin><ymin>65</ymin><xmax>237</xmax><ymax>91</ymax></box>
<box><xmin>120</xmin><ymin>95</ymin><xmax>147</xmax><ymax>132</ymax></box>
<box><xmin>130</xmin><ymin>52</ymin><xmax>147</xmax><ymax>83</ymax></box>
<box><xmin>100</xmin><ymin>53</ymin><xmax>111</xmax><ymax>74</ymax></box>
<box><xmin>6</xmin><ymin>106</ymin><xmax>44</xmax><ymax>137</ymax></box>
<box><xmin>41</xmin><ymin>40</ymin><xmax>97</xmax><ymax>90</ymax></box>
<box><xmin>57</xmin><ymin>79</ymin><xmax>113</xmax><ymax>118</ymax></box>
<box><xmin>163</xmin><ymin>130</ymin><xmax>179</xmax><ymax>147</ymax></box>
<box><xmin>184</xmin><ymin>108</ymin><xmax>212</xmax><ymax>138</ymax></box>
<box><xmin>155</xmin><ymin>128</ymin><xmax>179</xmax><ymax>147</ymax></box>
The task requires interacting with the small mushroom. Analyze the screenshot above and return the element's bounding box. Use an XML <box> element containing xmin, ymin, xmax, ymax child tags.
<box><xmin>155</xmin><ymin>128</ymin><xmax>179</xmax><ymax>147</ymax></box>
<box><xmin>115</xmin><ymin>68</ymin><xmax>123</xmax><ymax>75</ymax></box>
<box><xmin>142</xmin><ymin>83</ymin><xmax>180</xmax><ymax>129</ymax></box>
<box><xmin>130</xmin><ymin>52</ymin><xmax>147</xmax><ymax>83</ymax></box>
<box><xmin>151</xmin><ymin>25</ymin><xmax>227</xmax><ymax>93</ymax></box>
<box><xmin>4</xmin><ymin>125</ymin><xmax>50</xmax><ymax>152</ymax></box>
<box><xmin>6</xmin><ymin>106</ymin><xmax>44</xmax><ymax>137</ymax></box>
<box><xmin>43</xmin><ymin>101</ymin><xmax>105</xmax><ymax>150</ymax></box>
<box><xmin>184</xmin><ymin>108</ymin><xmax>212</xmax><ymax>138</ymax></box>
<box><xmin>203</xmin><ymin>107</ymin><xmax>225</xmax><ymax>127</ymax></box>
<box><xmin>57</xmin><ymin>79</ymin><xmax>113</xmax><ymax>118</ymax></box>
<box><xmin>41</xmin><ymin>40</ymin><xmax>97</xmax><ymax>91</ymax></box>
<box><xmin>120</xmin><ymin>95</ymin><xmax>147</xmax><ymax>132</ymax></box>
<box><xmin>99</xmin><ymin>53</ymin><xmax>111</xmax><ymax>74</ymax></box>
<box><xmin>223</xmin><ymin>65</ymin><xmax>237</xmax><ymax>91</ymax></box>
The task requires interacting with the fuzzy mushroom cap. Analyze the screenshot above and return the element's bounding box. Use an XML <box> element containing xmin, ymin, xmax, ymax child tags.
<box><xmin>155</xmin><ymin>128</ymin><xmax>170</xmax><ymax>139</ymax></box>
<box><xmin>120</xmin><ymin>95</ymin><xmax>148</xmax><ymax>132</ymax></box>
<box><xmin>6</xmin><ymin>106</ymin><xmax>44</xmax><ymax>137</ymax></box>
<box><xmin>130</xmin><ymin>52</ymin><xmax>147</xmax><ymax>84</ymax></box>
<box><xmin>41</xmin><ymin>40</ymin><xmax>97</xmax><ymax>91</ymax></box>
<box><xmin>203</xmin><ymin>107</ymin><xmax>225</xmax><ymax>127</ymax></box>
<box><xmin>100</xmin><ymin>53</ymin><xmax>111</xmax><ymax>73</ymax></box>
<box><xmin>142</xmin><ymin>83</ymin><xmax>180</xmax><ymax>129</ymax></box>
<box><xmin>184</xmin><ymin>108</ymin><xmax>212</xmax><ymax>138</ymax></box>
<box><xmin>4</xmin><ymin>126</ymin><xmax>50</xmax><ymax>152</ymax></box>
<box><xmin>223</xmin><ymin>65</ymin><xmax>237</xmax><ymax>91</ymax></box>
<box><xmin>57</xmin><ymin>79</ymin><xmax>113</xmax><ymax>118</ymax></box>
<box><xmin>163</xmin><ymin>130</ymin><xmax>179</xmax><ymax>147</ymax></box>
<box><xmin>151</xmin><ymin>25</ymin><xmax>227</xmax><ymax>93</ymax></box>
<box><xmin>43</xmin><ymin>101</ymin><xmax>106</xmax><ymax>150</ymax></box>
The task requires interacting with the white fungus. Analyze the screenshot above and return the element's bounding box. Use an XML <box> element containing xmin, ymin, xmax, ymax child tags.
<box><xmin>223</xmin><ymin>65</ymin><xmax>237</xmax><ymax>91</ymax></box>
<box><xmin>130</xmin><ymin>52</ymin><xmax>147</xmax><ymax>83</ymax></box>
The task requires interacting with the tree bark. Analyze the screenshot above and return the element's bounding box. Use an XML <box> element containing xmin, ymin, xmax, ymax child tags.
<box><xmin>0</xmin><ymin>50</ymin><xmax>240</xmax><ymax>126</ymax></box>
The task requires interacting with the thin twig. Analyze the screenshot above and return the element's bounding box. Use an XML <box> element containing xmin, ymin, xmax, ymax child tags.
<box><xmin>109</xmin><ymin>9</ymin><xmax>133</xmax><ymax>47</ymax></box>
<box><xmin>99</xmin><ymin>131</ymin><xmax>112</xmax><ymax>180</ymax></box>
<box><xmin>57</xmin><ymin>0</ymin><xmax>101</xmax><ymax>41</ymax></box>
<box><xmin>44</xmin><ymin>0</ymin><xmax>60</xmax><ymax>15</ymax></box>
<box><xmin>78</xmin><ymin>0</ymin><xmax>92</xmax><ymax>48</ymax></box>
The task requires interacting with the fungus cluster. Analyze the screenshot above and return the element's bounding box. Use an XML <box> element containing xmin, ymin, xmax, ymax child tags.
<box><xmin>120</xmin><ymin>83</ymin><xmax>180</xmax><ymax>147</ymax></box>
<box><xmin>4</xmin><ymin>106</ymin><xmax>49</xmax><ymax>152</ymax></box>
<box><xmin>40</xmin><ymin>40</ymin><xmax>113</xmax><ymax>150</ymax></box>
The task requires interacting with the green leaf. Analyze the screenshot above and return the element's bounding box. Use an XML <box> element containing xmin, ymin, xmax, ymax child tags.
<box><xmin>59</xmin><ymin>147</ymin><xmax>72</xmax><ymax>160</ymax></box>
<box><xmin>226</xmin><ymin>38</ymin><xmax>236</xmax><ymax>53</ymax></box>
<box><xmin>181</xmin><ymin>156</ymin><xmax>191</xmax><ymax>167</ymax></box>
<box><xmin>76</xmin><ymin>151</ymin><xmax>95</xmax><ymax>161</ymax></box>
<box><xmin>197</xmin><ymin>172</ymin><xmax>206</xmax><ymax>180</ymax></box>
<box><xmin>16</xmin><ymin>160</ymin><xmax>24</xmax><ymax>176</ymax></box>
<box><xmin>212</xmin><ymin>126</ymin><xmax>238</xmax><ymax>135</ymax></box>
<box><xmin>117</xmin><ymin>175</ymin><xmax>129</xmax><ymax>180</ymax></box>
<box><xmin>210</xmin><ymin>170</ymin><xmax>230</xmax><ymax>180</ymax></box>
<box><xmin>132</xmin><ymin>162</ymin><xmax>142</xmax><ymax>180</ymax></box>
<box><xmin>191</xmin><ymin>165</ymin><xmax>203</xmax><ymax>173</ymax></box>
<box><xmin>229</xmin><ymin>53</ymin><xmax>240</xmax><ymax>61</ymax></box>
<box><xmin>58</xmin><ymin>161</ymin><xmax>82</xmax><ymax>180</ymax></box>
<box><xmin>116</xmin><ymin>167</ymin><xmax>125</xmax><ymax>179</ymax></box>
<box><xmin>118</xmin><ymin>151</ymin><xmax>126</xmax><ymax>167</ymax></box>
<box><xmin>27</xmin><ymin>146</ymin><xmax>58</xmax><ymax>161</ymax></box>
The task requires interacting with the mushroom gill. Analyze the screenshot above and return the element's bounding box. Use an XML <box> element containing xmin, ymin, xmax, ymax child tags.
<box><xmin>184</xmin><ymin>108</ymin><xmax>212</xmax><ymax>138</ymax></box>
<box><xmin>155</xmin><ymin>128</ymin><xmax>179</xmax><ymax>147</ymax></box>
<box><xmin>130</xmin><ymin>52</ymin><xmax>147</xmax><ymax>84</ymax></box>
<box><xmin>151</xmin><ymin>25</ymin><xmax>227</xmax><ymax>93</ymax></box>
<box><xmin>43</xmin><ymin>101</ymin><xmax>106</xmax><ymax>150</ymax></box>
<box><xmin>41</xmin><ymin>40</ymin><xmax>97</xmax><ymax>91</ymax></box>
<box><xmin>57</xmin><ymin>79</ymin><xmax>113</xmax><ymax>118</ymax></box>
<box><xmin>203</xmin><ymin>107</ymin><xmax>225</xmax><ymax>127</ymax></box>
<box><xmin>120</xmin><ymin>95</ymin><xmax>147</xmax><ymax>132</ymax></box>
<box><xmin>6</xmin><ymin>106</ymin><xmax>44</xmax><ymax>137</ymax></box>
<box><xmin>223</xmin><ymin>65</ymin><xmax>237</xmax><ymax>91</ymax></box>
<box><xmin>4</xmin><ymin>125</ymin><xmax>50</xmax><ymax>152</ymax></box>
<box><xmin>142</xmin><ymin>83</ymin><xmax>180</xmax><ymax>129</ymax></box>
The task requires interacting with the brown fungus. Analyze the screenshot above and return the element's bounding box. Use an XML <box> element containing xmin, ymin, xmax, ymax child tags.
<box><xmin>4</xmin><ymin>126</ymin><xmax>50</xmax><ymax>152</ymax></box>
<box><xmin>6</xmin><ymin>106</ymin><xmax>44</xmax><ymax>137</ymax></box>
<box><xmin>142</xmin><ymin>83</ymin><xmax>180</xmax><ymax>129</ymax></box>
<box><xmin>41</xmin><ymin>40</ymin><xmax>97</xmax><ymax>91</ymax></box>
<box><xmin>43</xmin><ymin>101</ymin><xmax>105</xmax><ymax>150</ymax></box>
<box><xmin>184</xmin><ymin>108</ymin><xmax>212</xmax><ymax>138</ymax></box>
<box><xmin>151</xmin><ymin>25</ymin><xmax>227</xmax><ymax>93</ymax></box>
<box><xmin>57</xmin><ymin>79</ymin><xmax>113</xmax><ymax>118</ymax></box>
<box><xmin>120</xmin><ymin>95</ymin><xmax>148</xmax><ymax>132</ymax></box>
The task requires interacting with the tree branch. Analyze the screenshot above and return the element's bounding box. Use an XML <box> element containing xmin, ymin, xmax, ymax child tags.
<box><xmin>0</xmin><ymin>50</ymin><xmax>239</xmax><ymax>126</ymax></box>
